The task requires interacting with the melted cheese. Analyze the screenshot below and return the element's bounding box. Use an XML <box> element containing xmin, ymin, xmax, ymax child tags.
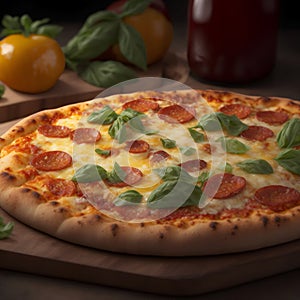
<box><xmin>2</xmin><ymin>94</ymin><xmax>299</xmax><ymax>218</ymax></box>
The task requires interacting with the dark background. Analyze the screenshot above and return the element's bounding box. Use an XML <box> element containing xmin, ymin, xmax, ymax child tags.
<box><xmin>1</xmin><ymin>0</ymin><xmax>299</xmax><ymax>28</ymax></box>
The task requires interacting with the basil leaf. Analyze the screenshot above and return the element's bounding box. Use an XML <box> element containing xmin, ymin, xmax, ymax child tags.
<box><xmin>180</xmin><ymin>146</ymin><xmax>196</xmax><ymax>156</ymax></box>
<box><xmin>0</xmin><ymin>217</ymin><xmax>14</xmax><ymax>239</ymax></box>
<box><xmin>107</xmin><ymin>162</ymin><xmax>127</xmax><ymax>184</ymax></box>
<box><xmin>0</xmin><ymin>84</ymin><xmax>5</xmax><ymax>98</ymax></box>
<box><xmin>120</xmin><ymin>108</ymin><xmax>143</xmax><ymax>120</ymax></box>
<box><xmin>199</xmin><ymin>113</ymin><xmax>248</xmax><ymax>136</ymax></box>
<box><xmin>82</xmin><ymin>11</ymin><xmax>119</xmax><ymax>30</ymax></box>
<box><xmin>160</xmin><ymin>138</ymin><xmax>176</xmax><ymax>149</ymax></box>
<box><xmin>36</xmin><ymin>24</ymin><xmax>63</xmax><ymax>38</ymax></box>
<box><xmin>88</xmin><ymin>105</ymin><xmax>118</xmax><ymax>125</ymax></box>
<box><xmin>198</xmin><ymin>113</ymin><xmax>220</xmax><ymax>131</ymax></box>
<box><xmin>108</xmin><ymin>108</ymin><xmax>142</xmax><ymax>143</ymax></box>
<box><xmin>276</xmin><ymin>118</ymin><xmax>300</xmax><ymax>148</ymax></box>
<box><xmin>147</xmin><ymin>181</ymin><xmax>177</xmax><ymax>208</ymax></box>
<box><xmin>95</xmin><ymin>148</ymin><xmax>111</xmax><ymax>157</ymax></box>
<box><xmin>274</xmin><ymin>149</ymin><xmax>300</xmax><ymax>175</ymax></box>
<box><xmin>181</xmin><ymin>185</ymin><xmax>202</xmax><ymax>207</ymax></box>
<box><xmin>147</xmin><ymin>181</ymin><xmax>201</xmax><ymax>209</ymax></box>
<box><xmin>154</xmin><ymin>165</ymin><xmax>196</xmax><ymax>183</ymax></box>
<box><xmin>79</xmin><ymin>60</ymin><xmax>136</xmax><ymax>88</ymax></box>
<box><xmin>188</xmin><ymin>128</ymin><xmax>205</xmax><ymax>143</ymax></box>
<box><xmin>120</xmin><ymin>0</ymin><xmax>152</xmax><ymax>18</ymax></box>
<box><xmin>237</xmin><ymin>159</ymin><xmax>273</xmax><ymax>174</ymax></box>
<box><xmin>216</xmin><ymin>112</ymin><xmax>248</xmax><ymax>136</ymax></box>
<box><xmin>218</xmin><ymin>137</ymin><xmax>250</xmax><ymax>154</ymax></box>
<box><xmin>118</xmin><ymin>22</ymin><xmax>147</xmax><ymax>71</ymax></box>
<box><xmin>114</xmin><ymin>190</ymin><xmax>143</xmax><ymax>206</ymax></box>
<box><xmin>64</xmin><ymin>20</ymin><xmax>120</xmax><ymax>62</ymax></box>
<box><xmin>72</xmin><ymin>164</ymin><xmax>108</xmax><ymax>183</ymax></box>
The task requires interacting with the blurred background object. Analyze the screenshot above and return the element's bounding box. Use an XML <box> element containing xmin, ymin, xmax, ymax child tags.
<box><xmin>0</xmin><ymin>0</ymin><xmax>299</xmax><ymax>28</ymax></box>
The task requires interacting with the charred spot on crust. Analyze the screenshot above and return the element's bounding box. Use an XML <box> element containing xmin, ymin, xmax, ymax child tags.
<box><xmin>231</xmin><ymin>225</ymin><xmax>239</xmax><ymax>235</ymax></box>
<box><xmin>159</xmin><ymin>232</ymin><xmax>164</xmax><ymax>239</ymax></box>
<box><xmin>0</xmin><ymin>171</ymin><xmax>16</xmax><ymax>181</ymax></box>
<box><xmin>0</xmin><ymin>138</ymin><xmax>5</xmax><ymax>142</ymax></box>
<box><xmin>261</xmin><ymin>216</ymin><xmax>269</xmax><ymax>227</ymax></box>
<box><xmin>58</xmin><ymin>207</ymin><xmax>69</xmax><ymax>214</ymax></box>
<box><xmin>258</xmin><ymin>96</ymin><xmax>271</xmax><ymax>103</ymax></box>
<box><xmin>21</xmin><ymin>187</ymin><xmax>31</xmax><ymax>193</ymax></box>
<box><xmin>274</xmin><ymin>216</ymin><xmax>281</xmax><ymax>226</ymax></box>
<box><xmin>50</xmin><ymin>201</ymin><xmax>59</xmax><ymax>206</ymax></box>
<box><xmin>111</xmin><ymin>223</ymin><xmax>119</xmax><ymax>237</ymax></box>
<box><xmin>93</xmin><ymin>214</ymin><xmax>102</xmax><ymax>221</ymax></box>
<box><xmin>209</xmin><ymin>222</ymin><xmax>219</xmax><ymax>231</ymax></box>
<box><xmin>32</xmin><ymin>191</ymin><xmax>42</xmax><ymax>199</ymax></box>
<box><xmin>140</xmin><ymin>222</ymin><xmax>145</xmax><ymax>228</ymax></box>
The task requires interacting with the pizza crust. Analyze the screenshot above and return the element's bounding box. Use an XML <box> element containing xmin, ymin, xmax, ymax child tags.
<box><xmin>0</xmin><ymin>89</ymin><xmax>299</xmax><ymax>256</ymax></box>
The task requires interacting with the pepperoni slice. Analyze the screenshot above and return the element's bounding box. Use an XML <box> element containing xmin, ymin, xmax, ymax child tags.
<box><xmin>38</xmin><ymin>124</ymin><xmax>71</xmax><ymax>138</ymax></box>
<box><xmin>158</xmin><ymin>104</ymin><xmax>195</xmax><ymax>124</ymax></box>
<box><xmin>150</xmin><ymin>150</ymin><xmax>170</xmax><ymax>163</ymax></box>
<box><xmin>123</xmin><ymin>99</ymin><xmax>159</xmax><ymax>112</ymax></box>
<box><xmin>254</xmin><ymin>185</ymin><xmax>300</xmax><ymax>212</ymax></box>
<box><xmin>71</xmin><ymin>128</ymin><xmax>101</xmax><ymax>144</ymax></box>
<box><xmin>203</xmin><ymin>173</ymin><xmax>246</xmax><ymax>199</ymax></box>
<box><xmin>31</xmin><ymin>151</ymin><xmax>72</xmax><ymax>171</ymax></box>
<box><xmin>179</xmin><ymin>159</ymin><xmax>207</xmax><ymax>172</ymax></box>
<box><xmin>256</xmin><ymin>111</ymin><xmax>289</xmax><ymax>125</ymax></box>
<box><xmin>106</xmin><ymin>166</ymin><xmax>143</xmax><ymax>188</ymax></box>
<box><xmin>240</xmin><ymin>125</ymin><xmax>274</xmax><ymax>141</ymax></box>
<box><xmin>46</xmin><ymin>178</ymin><xmax>76</xmax><ymax>197</ymax></box>
<box><xmin>126</xmin><ymin>140</ymin><xmax>150</xmax><ymax>154</ymax></box>
<box><xmin>219</xmin><ymin>104</ymin><xmax>251</xmax><ymax>119</ymax></box>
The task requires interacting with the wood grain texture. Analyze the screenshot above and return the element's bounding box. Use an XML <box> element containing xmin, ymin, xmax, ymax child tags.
<box><xmin>1</xmin><ymin>207</ymin><xmax>300</xmax><ymax>296</ymax></box>
<box><xmin>0</xmin><ymin>70</ymin><xmax>102</xmax><ymax>122</ymax></box>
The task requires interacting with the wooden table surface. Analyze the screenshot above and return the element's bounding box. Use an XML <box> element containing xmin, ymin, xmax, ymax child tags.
<box><xmin>0</xmin><ymin>21</ymin><xmax>300</xmax><ymax>299</ymax></box>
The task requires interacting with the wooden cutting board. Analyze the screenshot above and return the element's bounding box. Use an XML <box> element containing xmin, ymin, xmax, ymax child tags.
<box><xmin>1</xmin><ymin>207</ymin><xmax>300</xmax><ymax>296</ymax></box>
<box><xmin>0</xmin><ymin>69</ymin><xmax>103</xmax><ymax>122</ymax></box>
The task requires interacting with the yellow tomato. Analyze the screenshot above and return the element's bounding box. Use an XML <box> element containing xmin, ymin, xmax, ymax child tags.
<box><xmin>0</xmin><ymin>34</ymin><xmax>65</xmax><ymax>93</ymax></box>
<box><xmin>108</xmin><ymin>7</ymin><xmax>173</xmax><ymax>65</ymax></box>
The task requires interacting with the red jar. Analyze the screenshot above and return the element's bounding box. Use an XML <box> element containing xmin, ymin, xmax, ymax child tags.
<box><xmin>187</xmin><ymin>0</ymin><xmax>279</xmax><ymax>83</ymax></box>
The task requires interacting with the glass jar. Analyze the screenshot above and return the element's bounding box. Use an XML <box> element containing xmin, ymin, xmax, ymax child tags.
<box><xmin>187</xmin><ymin>0</ymin><xmax>280</xmax><ymax>84</ymax></box>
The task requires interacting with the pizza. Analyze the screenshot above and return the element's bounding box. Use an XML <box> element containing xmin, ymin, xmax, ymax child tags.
<box><xmin>0</xmin><ymin>89</ymin><xmax>299</xmax><ymax>256</ymax></box>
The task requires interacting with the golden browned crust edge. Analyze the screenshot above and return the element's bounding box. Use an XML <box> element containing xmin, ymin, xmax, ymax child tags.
<box><xmin>0</xmin><ymin>89</ymin><xmax>299</xmax><ymax>256</ymax></box>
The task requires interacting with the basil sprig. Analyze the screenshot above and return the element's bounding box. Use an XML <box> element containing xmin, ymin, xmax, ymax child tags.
<box><xmin>217</xmin><ymin>137</ymin><xmax>250</xmax><ymax>154</ymax></box>
<box><xmin>1</xmin><ymin>14</ymin><xmax>62</xmax><ymax>38</ymax></box>
<box><xmin>108</xmin><ymin>108</ymin><xmax>144</xmax><ymax>143</ymax></box>
<box><xmin>88</xmin><ymin>105</ymin><xmax>118</xmax><ymax>125</ymax></box>
<box><xmin>276</xmin><ymin>118</ymin><xmax>300</xmax><ymax>148</ymax></box>
<box><xmin>274</xmin><ymin>149</ymin><xmax>300</xmax><ymax>175</ymax></box>
<box><xmin>79</xmin><ymin>61</ymin><xmax>136</xmax><ymax>89</ymax></box>
<box><xmin>148</xmin><ymin>165</ymin><xmax>201</xmax><ymax>208</ymax></box>
<box><xmin>199</xmin><ymin>112</ymin><xmax>248</xmax><ymax>136</ymax></box>
<box><xmin>63</xmin><ymin>0</ymin><xmax>151</xmax><ymax>88</ymax></box>
<box><xmin>0</xmin><ymin>217</ymin><xmax>14</xmax><ymax>239</ymax></box>
<box><xmin>114</xmin><ymin>190</ymin><xmax>143</xmax><ymax>206</ymax></box>
<box><xmin>72</xmin><ymin>162</ymin><xmax>127</xmax><ymax>184</ymax></box>
<box><xmin>72</xmin><ymin>164</ymin><xmax>108</xmax><ymax>183</ymax></box>
<box><xmin>237</xmin><ymin>159</ymin><xmax>273</xmax><ymax>174</ymax></box>
<box><xmin>107</xmin><ymin>162</ymin><xmax>127</xmax><ymax>184</ymax></box>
